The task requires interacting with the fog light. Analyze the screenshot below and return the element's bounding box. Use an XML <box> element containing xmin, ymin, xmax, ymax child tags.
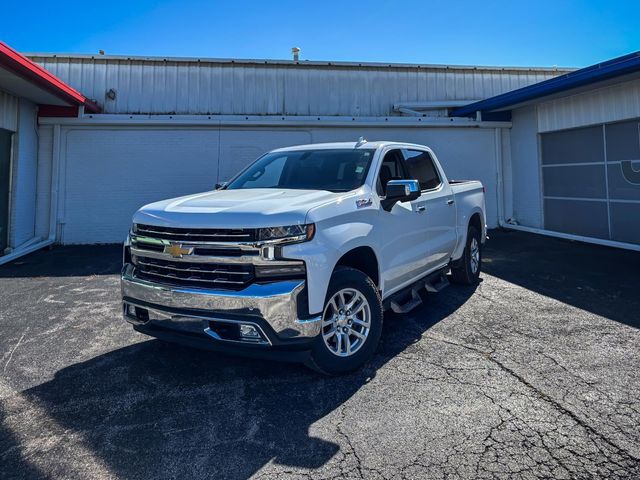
<box><xmin>129</xmin><ymin>305</ymin><xmax>136</xmax><ymax>316</ymax></box>
<box><xmin>255</xmin><ymin>263</ymin><xmax>306</xmax><ymax>278</ymax></box>
<box><xmin>239</xmin><ymin>324</ymin><xmax>261</xmax><ymax>339</ymax></box>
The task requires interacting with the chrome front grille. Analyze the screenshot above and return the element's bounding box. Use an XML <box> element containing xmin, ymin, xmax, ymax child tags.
<box><xmin>134</xmin><ymin>256</ymin><xmax>255</xmax><ymax>290</ymax></box>
<box><xmin>135</xmin><ymin>224</ymin><xmax>257</xmax><ymax>242</ymax></box>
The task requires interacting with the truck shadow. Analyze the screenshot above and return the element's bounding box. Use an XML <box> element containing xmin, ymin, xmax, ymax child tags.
<box><xmin>0</xmin><ymin>284</ymin><xmax>477</xmax><ymax>479</ymax></box>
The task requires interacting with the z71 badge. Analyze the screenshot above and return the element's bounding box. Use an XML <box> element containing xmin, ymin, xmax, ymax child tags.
<box><xmin>356</xmin><ymin>198</ymin><xmax>373</xmax><ymax>209</ymax></box>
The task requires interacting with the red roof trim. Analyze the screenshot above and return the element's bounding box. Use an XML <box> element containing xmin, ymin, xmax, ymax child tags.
<box><xmin>0</xmin><ymin>41</ymin><xmax>100</xmax><ymax>113</ymax></box>
<box><xmin>37</xmin><ymin>105</ymin><xmax>80</xmax><ymax>118</ymax></box>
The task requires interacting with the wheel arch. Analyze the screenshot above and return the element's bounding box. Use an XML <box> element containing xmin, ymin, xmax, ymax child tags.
<box><xmin>452</xmin><ymin>208</ymin><xmax>485</xmax><ymax>261</ymax></box>
<box><xmin>469</xmin><ymin>211</ymin><xmax>483</xmax><ymax>237</ymax></box>
<box><xmin>334</xmin><ymin>246</ymin><xmax>380</xmax><ymax>288</ymax></box>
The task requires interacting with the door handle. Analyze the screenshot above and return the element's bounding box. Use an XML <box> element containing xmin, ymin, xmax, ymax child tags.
<box><xmin>446</xmin><ymin>199</ymin><xmax>454</xmax><ymax>205</ymax></box>
<box><xmin>416</xmin><ymin>205</ymin><xmax>426</xmax><ymax>213</ymax></box>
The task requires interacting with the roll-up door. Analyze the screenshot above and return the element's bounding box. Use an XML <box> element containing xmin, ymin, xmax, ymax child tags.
<box><xmin>541</xmin><ymin>119</ymin><xmax>640</xmax><ymax>246</ymax></box>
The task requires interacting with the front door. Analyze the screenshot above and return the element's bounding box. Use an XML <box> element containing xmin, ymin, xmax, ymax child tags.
<box><xmin>375</xmin><ymin>149</ymin><xmax>431</xmax><ymax>294</ymax></box>
<box><xmin>0</xmin><ymin>129</ymin><xmax>12</xmax><ymax>254</ymax></box>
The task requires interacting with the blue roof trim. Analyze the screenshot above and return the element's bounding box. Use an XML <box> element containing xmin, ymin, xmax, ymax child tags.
<box><xmin>451</xmin><ymin>51</ymin><xmax>640</xmax><ymax>117</ymax></box>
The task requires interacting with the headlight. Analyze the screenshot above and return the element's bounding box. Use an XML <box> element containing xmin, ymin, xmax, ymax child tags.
<box><xmin>258</xmin><ymin>224</ymin><xmax>315</xmax><ymax>244</ymax></box>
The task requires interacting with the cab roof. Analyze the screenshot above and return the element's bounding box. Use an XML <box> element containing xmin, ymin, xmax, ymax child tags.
<box><xmin>271</xmin><ymin>141</ymin><xmax>429</xmax><ymax>152</ymax></box>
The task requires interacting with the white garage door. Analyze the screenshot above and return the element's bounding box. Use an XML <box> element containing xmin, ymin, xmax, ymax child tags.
<box><xmin>61</xmin><ymin>128</ymin><xmax>311</xmax><ymax>244</ymax></box>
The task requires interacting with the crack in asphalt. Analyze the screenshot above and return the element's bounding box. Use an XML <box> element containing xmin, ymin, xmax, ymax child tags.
<box><xmin>419</xmin><ymin>334</ymin><xmax>640</xmax><ymax>478</ymax></box>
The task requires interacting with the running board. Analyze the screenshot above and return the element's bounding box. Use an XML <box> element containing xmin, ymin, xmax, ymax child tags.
<box><xmin>390</xmin><ymin>288</ymin><xmax>423</xmax><ymax>314</ymax></box>
<box><xmin>425</xmin><ymin>272</ymin><xmax>449</xmax><ymax>293</ymax></box>
<box><xmin>385</xmin><ymin>268</ymin><xmax>451</xmax><ymax>314</ymax></box>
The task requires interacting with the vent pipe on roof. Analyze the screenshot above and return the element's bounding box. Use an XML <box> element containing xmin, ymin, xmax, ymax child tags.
<box><xmin>291</xmin><ymin>47</ymin><xmax>300</xmax><ymax>61</ymax></box>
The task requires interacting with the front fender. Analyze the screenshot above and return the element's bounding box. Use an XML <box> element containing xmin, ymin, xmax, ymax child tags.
<box><xmin>282</xmin><ymin>213</ymin><xmax>377</xmax><ymax>315</ymax></box>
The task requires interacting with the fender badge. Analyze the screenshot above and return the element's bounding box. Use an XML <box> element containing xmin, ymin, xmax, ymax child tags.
<box><xmin>356</xmin><ymin>198</ymin><xmax>373</xmax><ymax>209</ymax></box>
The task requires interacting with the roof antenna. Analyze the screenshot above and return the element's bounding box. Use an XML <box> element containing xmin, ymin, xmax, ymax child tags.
<box><xmin>355</xmin><ymin>136</ymin><xmax>367</xmax><ymax>148</ymax></box>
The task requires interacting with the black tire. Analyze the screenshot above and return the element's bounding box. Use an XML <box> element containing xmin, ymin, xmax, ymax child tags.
<box><xmin>307</xmin><ymin>266</ymin><xmax>383</xmax><ymax>375</ymax></box>
<box><xmin>450</xmin><ymin>225</ymin><xmax>482</xmax><ymax>285</ymax></box>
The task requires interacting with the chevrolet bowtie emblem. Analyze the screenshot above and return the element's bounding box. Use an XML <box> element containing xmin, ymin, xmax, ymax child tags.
<box><xmin>164</xmin><ymin>243</ymin><xmax>194</xmax><ymax>258</ymax></box>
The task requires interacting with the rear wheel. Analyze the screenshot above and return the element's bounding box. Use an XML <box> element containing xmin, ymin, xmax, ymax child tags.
<box><xmin>308</xmin><ymin>267</ymin><xmax>383</xmax><ymax>375</ymax></box>
<box><xmin>451</xmin><ymin>225</ymin><xmax>482</xmax><ymax>285</ymax></box>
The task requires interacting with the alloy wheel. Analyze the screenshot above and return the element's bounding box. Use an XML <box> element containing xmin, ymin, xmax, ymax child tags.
<box><xmin>321</xmin><ymin>288</ymin><xmax>371</xmax><ymax>357</ymax></box>
<box><xmin>470</xmin><ymin>237</ymin><xmax>480</xmax><ymax>274</ymax></box>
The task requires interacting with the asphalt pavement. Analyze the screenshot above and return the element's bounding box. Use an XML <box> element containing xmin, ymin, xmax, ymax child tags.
<box><xmin>1</xmin><ymin>230</ymin><xmax>639</xmax><ymax>479</ymax></box>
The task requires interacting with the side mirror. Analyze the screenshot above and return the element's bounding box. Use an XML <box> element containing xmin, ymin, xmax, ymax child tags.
<box><xmin>214</xmin><ymin>182</ymin><xmax>227</xmax><ymax>190</ymax></box>
<box><xmin>381</xmin><ymin>179</ymin><xmax>420</xmax><ymax>211</ymax></box>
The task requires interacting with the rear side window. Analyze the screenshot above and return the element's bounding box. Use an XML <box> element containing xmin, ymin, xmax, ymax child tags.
<box><xmin>403</xmin><ymin>149</ymin><xmax>441</xmax><ymax>190</ymax></box>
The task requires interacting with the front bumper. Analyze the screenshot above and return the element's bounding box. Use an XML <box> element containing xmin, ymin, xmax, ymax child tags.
<box><xmin>121</xmin><ymin>263</ymin><xmax>322</xmax><ymax>351</ymax></box>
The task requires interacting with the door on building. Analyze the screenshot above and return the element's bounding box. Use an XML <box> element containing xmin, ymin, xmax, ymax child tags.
<box><xmin>0</xmin><ymin>129</ymin><xmax>12</xmax><ymax>254</ymax></box>
<box><xmin>541</xmin><ymin>119</ymin><xmax>640</xmax><ymax>246</ymax></box>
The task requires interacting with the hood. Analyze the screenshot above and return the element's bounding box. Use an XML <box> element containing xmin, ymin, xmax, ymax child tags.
<box><xmin>132</xmin><ymin>188</ymin><xmax>344</xmax><ymax>229</ymax></box>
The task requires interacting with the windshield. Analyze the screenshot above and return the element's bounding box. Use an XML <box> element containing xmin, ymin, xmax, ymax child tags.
<box><xmin>225</xmin><ymin>148</ymin><xmax>375</xmax><ymax>192</ymax></box>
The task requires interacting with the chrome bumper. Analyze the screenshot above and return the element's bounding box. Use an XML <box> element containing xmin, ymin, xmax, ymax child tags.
<box><xmin>121</xmin><ymin>264</ymin><xmax>322</xmax><ymax>345</ymax></box>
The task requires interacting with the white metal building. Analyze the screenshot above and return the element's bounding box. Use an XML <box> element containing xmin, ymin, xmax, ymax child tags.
<box><xmin>0</xmin><ymin>42</ymin><xmax>99</xmax><ymax>263</ymax></box>
<box><xmin>453</xmin><ymin>52</ymin><xmax>640</xmax><ymax>250</ymax></box>
<box><xmin>7</xmin><ymin>42</ymin><xmax>639</xmax><ymax>262</ymax></box>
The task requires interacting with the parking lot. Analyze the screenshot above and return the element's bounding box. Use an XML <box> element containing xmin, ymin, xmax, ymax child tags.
<box><xmin>1</xmin><ymin>230</ymin><xmax>639</xmax><ymax>479</ymax></box>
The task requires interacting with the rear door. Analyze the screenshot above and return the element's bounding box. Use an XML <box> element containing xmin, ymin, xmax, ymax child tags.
<box><xmin>0</xmin><ymin>129</ymin><xmax>12</xmax><ymax>254</ymax></box>
<box><xmin>402</xmin><ymin>149</ymin><xmax>457</xmax><ymax>269</ymax></box>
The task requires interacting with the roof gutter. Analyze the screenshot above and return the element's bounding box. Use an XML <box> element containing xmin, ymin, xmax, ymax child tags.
<box><xmin>452</xmin><ymin>51</ymin><xmax>640</xmax><ymax>117</ymax></box>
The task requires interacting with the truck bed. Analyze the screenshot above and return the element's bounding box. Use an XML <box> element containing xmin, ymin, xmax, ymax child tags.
<box><xmin>449</xmin><ymin>179</ymin><xmax>484</xmax><ymax>194</ymax></box>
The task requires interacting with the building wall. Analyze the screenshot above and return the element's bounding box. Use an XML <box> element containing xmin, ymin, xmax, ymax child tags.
<box><xmin>30</xmin><ymin>54</ymin><xmax>567</xmax><ymax>116</ymax></box>
<box><xmin>508</xmin><ymin>106</ymin><xmax>542</xmax><ymax>228</ymax></box>
<box><xmin>0</xmin><ymin>90</ymin><xmax>18</xmax><ymax>131</ymax></box>
<box><xmin>0</xmin><ymin>93</ymin><xmax>42</xmax><ymax>250</ymax></box>
<box><xmin>27</xmin><ymin>55</ymin><xmax>568</xmax><ymax>245</ymax></box>
<box><xmin>9</xmin><ymin>99</ymin><xmax>39</xmax><ymax>247</ymax></box>
<box><xmin>46</xmin><ymin>122</ymin><xmax>503</xmax><ymax>244</ymax></box>
<box><xmin>537</xmin><ymin>77</ymin><xmax>640</xmax><ymax>132</ymax></box>
<box><xmin>507</xmin><ymin>79</ymin><xmax>640</xmax><ymax>248</ymax></box>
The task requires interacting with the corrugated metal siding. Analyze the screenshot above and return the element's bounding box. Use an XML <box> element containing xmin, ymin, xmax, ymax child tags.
<box><xmin>30</xmin><ymin>56</ymin><xmax>565</xmax><ymax>116</ymax></box>
<box><xmin>9</xmin><ymin>99</ymin><xmax>39</xmax><ymax>247</ymax></box>
<box><xmin>538</xmin><ymin>77</ymin><xmax>640</xmax><ymax>132</ymax></box>
<box><xmin>0</xmin><ymin>90</ymin><xmax>18</xmax><ymax>131</ymax></box>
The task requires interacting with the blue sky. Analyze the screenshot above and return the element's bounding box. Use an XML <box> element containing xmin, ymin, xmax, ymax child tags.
<box><xmin>4</xmin><ymin>0</ymin><xmax>639</xmax><ymax>68</ymax></box>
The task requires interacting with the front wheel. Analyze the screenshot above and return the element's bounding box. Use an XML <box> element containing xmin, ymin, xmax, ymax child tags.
<box><xmin>307</xmin><ymin>267</ymin><xmax>383</xmax><ymax>375</ymax></box>
<box><xmin>450</xmin><ymin>225</ymin><xmax>482</xmax><ymax>285</ymax></box>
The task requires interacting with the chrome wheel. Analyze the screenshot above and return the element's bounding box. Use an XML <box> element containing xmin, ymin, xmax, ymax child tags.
<box><xmin>470</xmin><ymin>237</ymin><xmax>480</xmax><ymax>274</ymax></box>
<box><xmin>321</xmin><ymin>288</ymin><xmax>371</xmax><ymax>357</ymax></box>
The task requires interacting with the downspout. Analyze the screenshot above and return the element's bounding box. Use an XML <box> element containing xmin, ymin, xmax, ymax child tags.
<box><xmin>494</xmin><ymin>128</ymin><xmax>504</xmax><ymax>227</ymax></box>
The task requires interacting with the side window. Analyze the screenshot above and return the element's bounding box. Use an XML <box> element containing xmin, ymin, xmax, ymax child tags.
<box><xmin>377</xmin><ymin>149</ymin><xmax>408</xmax><ymax>195</ymax></box>
<box><xmin>403</xmin><ymin>149</ymin><xmax>441</xmax><ymax>191</ymax></box>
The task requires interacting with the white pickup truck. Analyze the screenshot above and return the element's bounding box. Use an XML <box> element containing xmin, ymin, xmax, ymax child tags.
<box><xmin>121</xmin><ymin>141</ymin><xmax>486</xmax><ymax>374</ymax></box>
